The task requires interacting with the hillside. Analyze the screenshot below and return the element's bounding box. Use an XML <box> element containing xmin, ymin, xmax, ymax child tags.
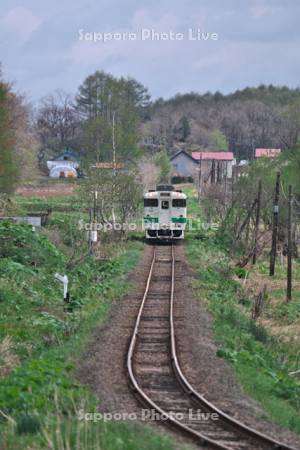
<box><xmin>141</xmin><ymin>85</ymin><xmax>300</xmax><ymax>160</ymax></box>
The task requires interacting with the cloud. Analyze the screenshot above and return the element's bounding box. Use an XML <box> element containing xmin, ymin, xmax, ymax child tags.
<box><xmin>130</xmin><ymin>8</ymin><xmax>180</xmax><ymax>30</ymax></box>
<box><xmin>70</xmin><ymin>9</ymin><xmax>185</xmax><ymax>67</ymax></box>
<box><xmin>0</xmin><ymin>1</ymin><xmax>299</xmax><ymax>102</ymax></box>
<box><xmin>250</xmin><ymin>4</ymin><xmax>273</xmax><ymax>18</ymax></box>
<box><xmin>1</xmin><ymin>6</ymin><xmax>42</xmax><ymax>41</ymax></box>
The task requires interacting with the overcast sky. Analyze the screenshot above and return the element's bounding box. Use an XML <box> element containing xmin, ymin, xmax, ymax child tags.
<box><xmin>0</xmin><ymin>0</ymin><xmax>299</xmax><ymax>103</ymax></box>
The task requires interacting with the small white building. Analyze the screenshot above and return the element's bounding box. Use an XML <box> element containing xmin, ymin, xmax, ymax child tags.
<box><xmin>47</xmin><ymin>151</ymin><xmax>79</xmax><ymax>178</ymax></box>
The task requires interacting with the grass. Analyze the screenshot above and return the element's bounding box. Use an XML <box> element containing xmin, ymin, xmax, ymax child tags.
<box><xmin>184</xmin><ymin>188</ymin><xmax>300</xmax><ymax>435</ymax></box>
<box><xmin>2</xmin><ymin>411</ymin><xmax>183</xmax><ymax>450</ymax></box>
<box><xmin>15</xmin><ymin>194</ymin><xmax>84</xmax><ymax>212</ymax></box>
<box><xmin>0</xmin><ymin>196</ymin><xmax>187</xmax><ymax>450</ymax></box>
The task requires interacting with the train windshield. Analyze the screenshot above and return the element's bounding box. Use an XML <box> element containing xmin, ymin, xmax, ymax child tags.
<box><xmin>161</xmin><ymin>200</ymin><xmax>169</xmax><ymax>209</ymax></box>
<box><xmin>172</xmin><ymin>199</ymin><xmax>186</xmax><ymax>207</ymax></box>
<box><xmin>144</xmin><ymin>198</ymin><xmax>158</xmax><ymax>207</ymax></box>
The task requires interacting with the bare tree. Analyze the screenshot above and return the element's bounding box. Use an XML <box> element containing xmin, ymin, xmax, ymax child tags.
<box><xmin>36</xmin><ymin>90</ymin><xmax>81</xmax><ymax>164</ymax></box>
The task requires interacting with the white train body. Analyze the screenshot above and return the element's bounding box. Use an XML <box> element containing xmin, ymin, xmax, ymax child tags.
<box><xmin>144</xmin><ymin>185</ymin><xmax>187</xmax><ymax>240</ymax></box>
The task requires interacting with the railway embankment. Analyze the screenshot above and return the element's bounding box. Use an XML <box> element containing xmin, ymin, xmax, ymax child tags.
<box><xmin>1</xmin><ymin>212</ymin><xmax>182</xmax><ymax>450</ymax></box>
<box><xmin>183</xmin><ymin>186</ymin><xmax>300</xmax><ymax>442</ymax></box>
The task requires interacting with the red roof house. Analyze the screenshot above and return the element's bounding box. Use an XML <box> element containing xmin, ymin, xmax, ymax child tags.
<box><xmin>255</xmin><ymin>148</ymin><xmax>281</xmax><ymax>158</ymax></box>
<box><xmin>192</xmin><ymin>151</ymin><xmax>234</xmax><ymax>161</ymax></box>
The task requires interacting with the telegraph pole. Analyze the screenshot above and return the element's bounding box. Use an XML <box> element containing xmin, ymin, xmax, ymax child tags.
<box><xmin>287</xmin><ymin>185</ymin><xmax>292</xmax><ymax>301</ymax></box>
<box><xmin>269</xmin><ymin>172</ymin><xmax>281</xmax><ymax>276</ymax></box>
<box><xmin>252</xmin><ymin>180</ymin><xmax>262</xmax><ymax>265</ymax></box>
<box><xmin>112</xmin><ymin>111</ymin><xmax>116</xmax><ymax>226</ymax></box>
<box><xmin>211</xmin><ymin>159</ymin><xmax>215</xmax><ymax>184</ymax></box>
<box><xmin>198</xmin><ymin>155</ymin><xmax>202</xmax><ymax>201</ymax></box>
<box><xmin>224</xmin><ymin>163</ymin><xmax>228</xmax><ymax>205</ymax></box>
<box><xmin>93</xmin><ymin>190</ymin><xmax>98</xmax><ymax>221</ymax></box>
<box><xmin>217</xmin><ymin>162</ymin><xmax>221</xmax><ymax>183</ymax></box>
<box><xmin>112</xmin><ymin>111</ymin><xmax>116</xmax><ymax>177</ymax></box>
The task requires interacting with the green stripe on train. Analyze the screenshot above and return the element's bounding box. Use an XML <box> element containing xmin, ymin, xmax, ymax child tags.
<box><xmin>144</xmin><ymin>217</ymin><xmax>159</xmax><ymax>222</ymax></box>
<box><xmin>171</xmin><ymin>217</ymin><xmax>187</xmax><ymax>223</ymax></box>
<box><xmin>144</xmin><ymin>217</ymin><xmax>187</xmax><ymax>223</ymax></box>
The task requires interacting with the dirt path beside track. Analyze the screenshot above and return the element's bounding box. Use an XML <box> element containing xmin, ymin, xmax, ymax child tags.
<box><xmin>77</xmin><ymin>244</ymin><xmax>300</xmax><ymax>449</ymax></box>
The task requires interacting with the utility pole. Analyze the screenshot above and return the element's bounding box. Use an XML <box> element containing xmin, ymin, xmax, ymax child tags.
<box><xmin>211</xmin><ymin>159</ymin><xmax>215</xmax><ymax>184</ymax></box>
<box><xmin>224</xmin><ymin>163</ymin><xmax>228</xmax><ymax>205</ymax></box>
<box><xmin>269</xmin><ymin>172</ymin><xmax>281</xmax><ymax>276</ymax></box>
<box><xmin>93</xmin><ymin>190</ymin><xmax>98</xmax><ymax>221</ymax></box>
<box><xmin>112</xmin><ymin>111</ymin><xmax>116</xmax><ymax>226</ymax></box>
<box><xmin>112</xmin><ymin>111</ymin><xmax>116</xmax><ymax>176</ymax></box>
<box><xmin>252</xmin><ymin>180</ymin><xmax>262</xmax><ymax>265</ymax></box>
<box><xmin>217</xmin><ymin>162</ymin><xmax>221</xmax><ymax>183</ymax></box>
<box><xmin>231</xmin><ymin>168</ymin><xmax>235</xmax><ymax>208</ymax></box>
<box><xmin>88</xmin><ymin>208</ymin><xmax>92</xmax><ymax>255</ymax></box>
<box><xmin>198</xmin><ymin>155</ymin><xmax>202</xmax><ymax>201</ymax></box>
<box><xmin>287</xmin><ymin>185</ymin><xmax>292</xmax><ymax>302</ymax></box>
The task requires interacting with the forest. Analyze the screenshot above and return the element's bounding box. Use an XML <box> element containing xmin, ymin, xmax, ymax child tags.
<box><xmin>1</xmin><ymin>66</ymin><xmax>300</xmax><ymax>193</ymax></box>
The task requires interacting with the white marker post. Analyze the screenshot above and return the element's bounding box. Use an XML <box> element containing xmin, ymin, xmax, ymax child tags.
<box><xmin>54</xmin><ymin>273</ymin><xmax>69</xmax><ymax>303</ymax></box>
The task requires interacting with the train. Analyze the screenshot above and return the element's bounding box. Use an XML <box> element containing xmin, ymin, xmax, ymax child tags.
<box><xmin>144</xmin><ymin>185</ymin><xmax>187</xmax><ymax>240</ymax></box>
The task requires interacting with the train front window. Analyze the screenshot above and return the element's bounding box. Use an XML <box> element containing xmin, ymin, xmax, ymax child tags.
<box><xmin>172</xmin><ymin>199</ymin><xmax>186</xmax><ymax>207</ymax></box>
<box><xmin>161</xmin><ymin>200</ymin><xmax>169</xmax><ymax>209</ymax></box>
<box><xmin>144</xmin><ymin>199</ymin><xmax>158</xmax><ymax>207</ymax></box>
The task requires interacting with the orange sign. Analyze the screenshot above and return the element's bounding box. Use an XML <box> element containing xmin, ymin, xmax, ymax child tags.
<box><xmin>93</xmin><ymin>162</ymin><xmax>123</xmax><ymax>169</ymax></box>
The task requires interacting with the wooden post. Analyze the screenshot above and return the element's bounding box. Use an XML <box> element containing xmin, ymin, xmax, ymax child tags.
<box><xmin>217</xmin><ymin>162</ymin><xmax>221</xmax><ymax>183</ymax></box>
<box><xmin>236</xmin><ymin>198</ymin><xmax>257</xmax><ymax>241</ymax></box>
<box><xmin>287</xmin><ymin>185</ymin><xmax>292</xmax><ymax>302</ymax></box>
<box><xmin>269</xmin><ymin>172</ymin><xmax>280</xmax><ymax>276</ymax></box>
<box><xmin>93</xmin><ymin>190</ymin><xmax>97</xmax><ymax>221</ymax></box>
<box><xmin>231</xmin><ymin>168</ymin><xmax>235</xmax><ymax>207</ymax></box>
<box><xmin>252</xmin><ymin>180</ymin><xmax>262</xmax><ymax>264</ymax></box>
<box><xmin>211</xmin><ymin>159</ymin><xmax>215</xmax><ymax>184</ymax></box>
<box><xmin>198</xmin><ymin>156</ymin><xmax>202</xmax><ymax>201</ymax></box>
<box><xmin>88</xmin><ymin>208</ymin><xmax>92</xmax><ymax>255</ymax></box>
<box><xmin>224</xmin><ymin>163</ymin><xmax>228</xmax><ymax>204</ymax></box>
<box><xmin>245</xmin><ymin>215</ymin><xmax>250</xmax><ymax>246</ymax></box>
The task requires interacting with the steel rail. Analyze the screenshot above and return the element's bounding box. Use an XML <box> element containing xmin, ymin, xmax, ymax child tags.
<box><xmin>169</xmin><ymin>245</ymin><xmax>298</xmax><ymax>450</ymax></box>
<box><xmin>127</xmin><ymin>245</ymin><xmax>298</xmax><ymax>450</ymax></box>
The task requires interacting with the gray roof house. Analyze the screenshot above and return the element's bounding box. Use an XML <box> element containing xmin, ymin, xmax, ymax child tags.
<box><xmin>170</xmin><ymin>150</ymin><xmax>199</xmax><ymax>178</ymax></box>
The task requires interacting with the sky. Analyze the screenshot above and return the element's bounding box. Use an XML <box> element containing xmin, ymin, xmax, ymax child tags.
<box><xmin>0</xmin><ymin>0</ymin><xmax>299</xmax><ymax>103</ymax></box>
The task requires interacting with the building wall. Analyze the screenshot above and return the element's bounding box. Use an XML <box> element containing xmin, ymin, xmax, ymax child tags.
<box><xmin>171</xmin><ymin>152</ymin><xmax>233</xmax><ymax>181</ymax></box>
<box><xmin>199</xmin><ymin>160</ymin><xmax>233</xmax><ymax>181</ymax></box>
<box><xmin>171</xmin><ymin>153</ymin><xmax>198</xmax><ymax>178</ymax></box>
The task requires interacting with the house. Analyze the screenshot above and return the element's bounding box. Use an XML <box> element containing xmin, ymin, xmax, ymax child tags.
<box><xmin>192</xmin><ymin>151</ymin><xmax>235</xmax><ymax>179</ymax></box>
<box><xmin>255</xmin><ymin>148</ymin><xmax>281</xmax><ymax>158</ymax></box>
<box><xmin>170</xmin><ymin>150</ymin><xmax>199</xmax><ymax>180</ymax></box>
<box><xmin>47</xmin><ymin>150</ymin><xmax>80</xmax><ymax>178</ymax></box>
<box><xmin>170</xmin><ymin>149</ymin><xmax>235</xmax><ymax>182</ymax></box>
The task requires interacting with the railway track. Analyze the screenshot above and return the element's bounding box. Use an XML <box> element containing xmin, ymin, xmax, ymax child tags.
<box><xmin>127</xmin><ymin>244</ymin><xmax>298</xmax><ymax>450</ymax></box>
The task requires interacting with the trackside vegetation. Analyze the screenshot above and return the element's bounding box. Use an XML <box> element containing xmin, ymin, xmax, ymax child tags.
<box><xmin>0</xmin><ymin>208</ymin><xmax>185</xmax><ymax>450</ymax></box>
<box><xmin>185</xmin><ymin>189</ymin><xmax>300</xmax><ymax>435</ymax></box>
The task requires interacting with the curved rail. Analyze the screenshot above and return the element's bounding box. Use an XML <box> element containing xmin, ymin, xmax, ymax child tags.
<box><xmin>127</xmin><ymin>245</ymin><xmax>298</xmax><ymax>450</ymax></box>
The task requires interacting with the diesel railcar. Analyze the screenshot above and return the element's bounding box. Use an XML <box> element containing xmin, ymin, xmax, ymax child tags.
<box><xmin>144</xmin><ymin>185</ymin><xmax>187</xmax><ymax>240</ymax></box>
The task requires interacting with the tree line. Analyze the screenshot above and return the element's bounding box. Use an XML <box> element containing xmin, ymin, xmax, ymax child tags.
<box><xmin>0</xmin><ymin>69</ymin><xmax>38</xmax><ymax>194</ymax></box>
<box><xmin>1</xmin><ymin>66</ymin><xmax>300</xmax><ymax>195</ymax></box>
<box><xmin>142</xmin><ymin>85</ymin><xmax>300</xmax><ymax>160</ymax></box>
<box><xmin>36</xmin><ymin>71</ymin><xmax>150</xmax><ymax>168</ymax></box>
